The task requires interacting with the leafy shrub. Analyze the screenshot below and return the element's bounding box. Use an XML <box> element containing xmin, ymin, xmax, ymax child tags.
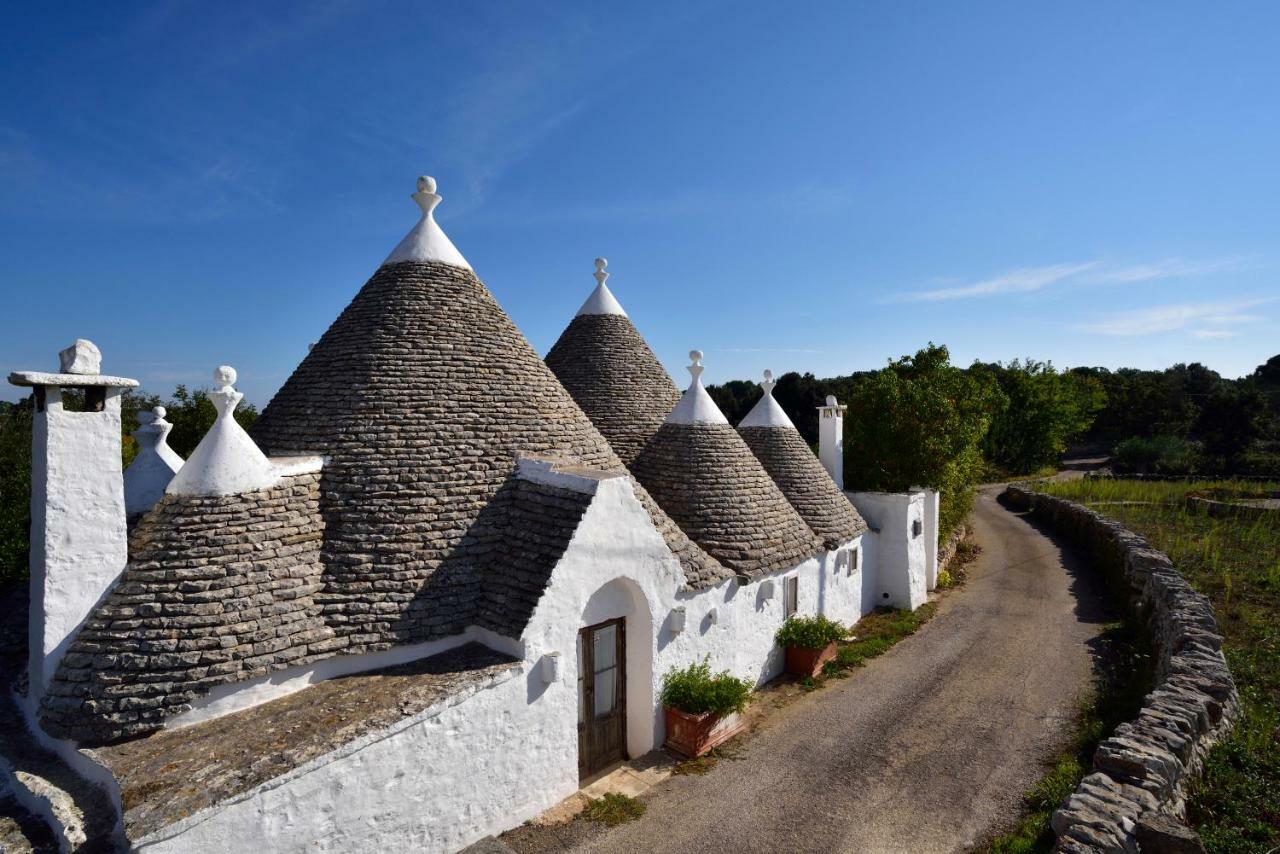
<box><xmin>775</xmin><ymin>615</ymin><xmax>848</xmax><ymax>649</ymax></box>
<box><xmin>659</xmin><ymin>658</ymin><xmax>753</xmax><ymax>717</ymax></box>
<box><xmin>1112</xmin><ymin>434</ymin><xmax>1197</xmax><ymax>474</ymax></box>
<box><xmin>936</xmin><ymin>569</ymin><xmax>954</xmax><ymax>589</ymax></box>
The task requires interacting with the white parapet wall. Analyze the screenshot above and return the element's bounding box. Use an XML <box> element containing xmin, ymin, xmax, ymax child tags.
<box><xmin>847</xmin><ymin>490</ymin><xmax>929</xmax><ymax>611</ymax></box>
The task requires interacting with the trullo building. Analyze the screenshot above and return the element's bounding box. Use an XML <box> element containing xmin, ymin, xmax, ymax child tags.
<box><xmin>5</xmin><ymin>177</ymin><xmax>938</xmax><ymax>853</ymax></box>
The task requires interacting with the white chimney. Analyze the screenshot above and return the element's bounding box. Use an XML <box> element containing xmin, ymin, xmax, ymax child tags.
<box><xmin>817</xmin><ymin>394</ymin><xmax>846</xmax><ymax>490</ymax></box>
<box><xmin>8</xmin><ymin>341</ymin><xmax>137</xmax><ymax>701</ymax></box>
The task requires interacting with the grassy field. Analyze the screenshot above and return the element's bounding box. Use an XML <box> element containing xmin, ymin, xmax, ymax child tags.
<box><xmin>1037</xmin><ymin>477</ymin><xmax>1280</xmax><ymax>854</ymax></box>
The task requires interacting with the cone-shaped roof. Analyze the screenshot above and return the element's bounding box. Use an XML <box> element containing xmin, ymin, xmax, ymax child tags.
<box><xmin>252</xmin><ymin>181</ymin><xmax>728</xmax><ymax>649</ymax></box>
<box><xmin>631</xmin><ymin>353</ymin><xmax>823</xmax><ymax>577</ymax></box>
<box><xmin>545</xmin><ymin>259</ymin><xmax>681</xmax><ymax>467</ymax></box>
<box><xmin>738</xmin><ymin>371</ymin><xmax>866</xmax><ymax>549</ymax></box>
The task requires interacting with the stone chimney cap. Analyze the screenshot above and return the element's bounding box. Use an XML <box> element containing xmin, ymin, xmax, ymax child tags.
<box><xmin>382</xmin><ymin>175</ymin><xmax>472</xmax><ymax>271</ymax></box>
<box><xmin>575</xmin><ymin>256</ymin><xmax>628</xmax><ymax>317</ymax></box>
<box><xmin>60</xmin><ymin>339</ymin><xmax>101</xmax><ymax>375</ymax></box>
<box><xmin>9</xmin><ymin>340</ymin><xmax>137</xmax><ymax>388</ymax></box>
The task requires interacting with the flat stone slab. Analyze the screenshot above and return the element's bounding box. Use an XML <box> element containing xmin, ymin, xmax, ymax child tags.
<box><xmin>94</xmin><ymin>642</ymin><xmax>519</xmax><ymax>840</ymax></box>
<box><xmin>8</xmin><ymin>371</ymin><xmax>138</xmax><ymax>388</ymax></box>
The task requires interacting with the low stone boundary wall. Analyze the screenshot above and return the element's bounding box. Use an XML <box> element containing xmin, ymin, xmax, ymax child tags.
<box><xmin>1085</xmin><ymin>472</ymin><xmax>1277</xmax><ymax>484</ymax></box>
<box><xmin>1185</xmin><ymin>495</ymin><xmax>1279</xmax><ymax>521</ymax></box>
<box><xmin>1002</xmin><ymin>485</ymin><xmax>1238</xmax><ymax>854</ymax></box>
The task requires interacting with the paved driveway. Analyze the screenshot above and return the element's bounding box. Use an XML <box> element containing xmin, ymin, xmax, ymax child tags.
<box><xmin>515</xmin><ymin>485</ymin><xmax>1116</xmax><ymax>854</ymax></box>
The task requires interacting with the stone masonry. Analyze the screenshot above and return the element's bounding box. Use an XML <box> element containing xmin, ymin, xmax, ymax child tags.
<box><xmin>41</xmin><ymin>472</ymin><xmax>332</xmax><ymax>743</ymax></box>
<box><xmin>1002</xmin><ymin>485</ymin><xmax>1237</xmax><ymax>854</ymax></box>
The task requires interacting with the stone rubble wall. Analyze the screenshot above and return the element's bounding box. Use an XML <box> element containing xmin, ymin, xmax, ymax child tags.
<box><xmin>1002</xmin><ymin>485</ymin><xmax>1237</xmax><ymax>854</ymax></box>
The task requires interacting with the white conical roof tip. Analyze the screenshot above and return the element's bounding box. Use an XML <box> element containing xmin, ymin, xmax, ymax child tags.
<box><xmin>738</xmin><ymin>367</ymin><xmax>797</xmax><ymax>429</ymax></box>
<box><xmin>383</xmin><ymin>175</ymin><xmax>472</xmax><ymax>270</ymax></box>
<box><xmin>666</xmin><ymin>348</ymin><xmax>728</xmax><ymax>425</ymax></box>
<box><xmin>575</xmin><ymin>255</ymin><xmax>627</xmax><ymax>317</ymax></box>
<box><xmin>166</xmin><ymin>365</ymin><xmax>280</xmax><ymax>497</ymax></box>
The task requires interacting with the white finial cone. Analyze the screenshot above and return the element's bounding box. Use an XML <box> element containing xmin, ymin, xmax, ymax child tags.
<box><xmin>666</xmin><ymin>348</ymin><xmax>729</xmax><ymax>425</ymax></box>
<box><xmin>739</xmin><ymin>368</ymin><xmax>796</xmax><ymax>429</ymax></box>
<box><xmin>382</xmin><ymin>175</ymin><xmax>472</xmax><ymax>270</ymax></box>
<box><xmin>167</xmin><ymin>367</ymin><xmax>279</xmax><ymax>497</ymax></box>
<box><xmin>575</xmin><ymin>256</ymin><xmax>627</xmax><ymax>317</ymax></box>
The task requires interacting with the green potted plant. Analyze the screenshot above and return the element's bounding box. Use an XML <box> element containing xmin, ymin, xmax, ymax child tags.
<box><xmin>660</xmin><ymin>659</ymin><xmax>753</xmax><ymax>757</ymax></box>
<box><xmin>776</xmin><ymin>615</ymin><xmax>848</xmax><ymax>678</ymax></box>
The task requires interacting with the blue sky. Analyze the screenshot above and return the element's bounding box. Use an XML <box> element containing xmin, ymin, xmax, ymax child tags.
<box><xmin>2</xmin><ymin>1</ymin><xmax>1277</xmax><ymax>405</ymax></box>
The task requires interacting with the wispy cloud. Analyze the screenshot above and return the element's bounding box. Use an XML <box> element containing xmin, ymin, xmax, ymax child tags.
<box><xmin>893</xmin><ymin>257</ymin><xmax>1243</xmax><ymax>303</ymax></box>
<box><xmin>1191</xmin><ymin>329</ymin><xmax>1241</xmax><ymax>340</ymax></box>
<box><xmin>717</xmin><ymin>347</ymin><xmax>822</xmax><ymax>354</ymax></box>
<box><xmin>896</xmin><ymin>263</ymin><xmax>1097</xmax><ymax>302</ymax></box>
<box><xmin>1074</xmin><ymin>299</ymin><xmax>1271</xmax><ymax>337</ymax></box>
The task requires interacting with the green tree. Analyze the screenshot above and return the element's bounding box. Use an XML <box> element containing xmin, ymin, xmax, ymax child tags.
<box><xmin>975</xmin><ymin>360</ymin><xmax>1105</xmax><ymax>474</ymax></box>
<box><xmin>0</xmin><ymin>398</ymin><xmax>33</xmax><ymax>588</ymax></box>
<box><xmin>843</xmin><ymin>344</ymin><xmax>1005</xmax><ymax>539</ymax></box>
<box><xmin>1193</xmin><ymin>385</ymin><xmax>1264</xmax><ymax>472</ymax></box>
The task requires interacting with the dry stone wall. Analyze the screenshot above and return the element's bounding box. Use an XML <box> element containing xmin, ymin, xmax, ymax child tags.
<box><xmin>1002</xmin><ymin>485</ymin><xmax>1237</xmax><ymax>854</ymax></box>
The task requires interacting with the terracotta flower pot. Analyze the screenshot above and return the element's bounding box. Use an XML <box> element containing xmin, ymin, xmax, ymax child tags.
<box><xmin>663</xmin><ymin>706</ymin><xmax>746</xmax><ymax>758</ymax></box>
<box><xmin>785</xmin><ymin>641</ymin><xmax>838</xmax><ymax>679</ymax></box>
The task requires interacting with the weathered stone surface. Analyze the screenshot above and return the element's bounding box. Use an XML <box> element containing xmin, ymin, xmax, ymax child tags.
<box><xmin>250</xmin><ymin>260</ymin><xmax>727</xmax><ymax>652</ymax></box>
<box><xmin>40</xmin><ymin>472</ymin><xmax>331</xmax><ymax>743</ymax></box>
<box><xmin>58</xmin><ymin>338</ymin><xmax>101</xmax><ymax>375</ymax></box>
<box><xmin>545</xmin><ymin>312</ymin><xmax>680</xmax><ymax>469</ymax></box>
<box><xmin>632</xmin><ymin>422</ymin><xmax>824</xmax><ymax>578</ymax></box>
<box><xmin>1002</xmin><ymin>485</ymin><xmax>1236</xmax><ymax>854</ymax></box>
<box><xmin>738</xmin><ymin>425</ymin><xmax>866</xmax><ymax>549</ymax></box>
<box><xmin>95</xmin><ymin>643</ymin><xmax>518</xmax><ymax>841</ymax></box>
<box><xmin>1135</xmin><ymin>811</ymin><xmax>1207</xmax><ymax>853</ymax></box>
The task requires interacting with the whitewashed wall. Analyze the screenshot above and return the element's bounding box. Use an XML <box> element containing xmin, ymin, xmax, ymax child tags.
<box><xmin>848</xmin><ymin>490</ymin><xmax>929</xmax><ymax>610</ymax></box>
<box><xmin>133</xmin><ymin>478</ymin><xmax>901</xmax><ymax>854</ymax></box>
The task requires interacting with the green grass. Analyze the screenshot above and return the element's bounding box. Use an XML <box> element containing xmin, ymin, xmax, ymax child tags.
<box><xmin>835</xmin><ymin>603</ymin><xmax>938</xmax><ymax>670</ymax></box>
<box><xmin>1036</xmin><ymin>478</ymin><xmax>1280</xmax><ymax>853</ymax></box>
<box><xmin>582</xmin><ymin>792</ymin><xmax>646</xmax><ymax>826</ymax></box>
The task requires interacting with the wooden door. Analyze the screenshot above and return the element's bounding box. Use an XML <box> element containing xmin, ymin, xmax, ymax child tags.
<box><xmin>578</xmin><ymin>617</ymin><xmax>626</xmax><ymax>778</ymax></box>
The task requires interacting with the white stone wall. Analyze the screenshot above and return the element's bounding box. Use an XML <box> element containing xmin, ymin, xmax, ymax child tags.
<box><xmin>29</xmin><ymin>388</ymin><xmax>129</xmax><ymax>698</ymax></box>
<box><xmin>848</xmin><ymin>490</ymin><xmax>929</xmax><ymax>610</ymax></box>
<box><xmin>133</xmin><ymin>477</ymin><xmax>898</xmax><ymax>854</ymax></box>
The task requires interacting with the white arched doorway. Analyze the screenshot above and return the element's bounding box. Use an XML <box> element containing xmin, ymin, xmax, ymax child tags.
<box><xmin>578</xmin><ymin>577</ymin><xmax>654</xmax><ymax>777</ymax></box>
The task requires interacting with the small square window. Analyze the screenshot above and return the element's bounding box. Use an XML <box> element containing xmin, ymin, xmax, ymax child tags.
<box><xmin>783</xmin><ymin>576</ymin><xmax>799</xmax><ymax>618</ymax></box>
<box><xmin>912</xmin><ymin>519</ymin><xmax>923</xmax><ymax>538</ymax></box>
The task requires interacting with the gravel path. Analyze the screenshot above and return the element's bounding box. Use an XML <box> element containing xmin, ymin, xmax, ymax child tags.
<box><xmin>513</xmin><ymin>485</ymin><xmax>1116</xmax><ymax>854</ymax></box>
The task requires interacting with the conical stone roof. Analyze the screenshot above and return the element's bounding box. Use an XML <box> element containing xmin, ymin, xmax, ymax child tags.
<box><xmin>545</xmin><ymin>259</ymin><xmax>680</xmax><ymax>468</ymax></box>
<box><xmin>252</xmin><ymin>181</ymin><xmax>728</xmax><ymax>650</ymax></box>
<box><xmin>631</xmin><ymin>353</ymin><xmax>823</xmax><ymax>578</ymax></box>
<box><xmin>738</xmin><ymin>372</ymin><xmax>866</xmax><ymax>549</ymax></box>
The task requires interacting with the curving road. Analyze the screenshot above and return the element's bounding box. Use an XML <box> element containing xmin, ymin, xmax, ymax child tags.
<box><xmin>531</xmin><ymin>485</ymin><xmax>1116</xmax><ymax>854</ymax></box>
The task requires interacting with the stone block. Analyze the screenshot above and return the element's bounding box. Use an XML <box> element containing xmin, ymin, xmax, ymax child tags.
<box><xmin>58</xmin><ymin>338</ymin><xmax>102</xmax><ymax>374</ymax></box>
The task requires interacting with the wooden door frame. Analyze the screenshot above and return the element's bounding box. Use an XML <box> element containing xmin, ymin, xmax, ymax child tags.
<box><xmin>578</xmin><ymin>616</ymin><xmax>627</xmax><ymax>778</ymax></box>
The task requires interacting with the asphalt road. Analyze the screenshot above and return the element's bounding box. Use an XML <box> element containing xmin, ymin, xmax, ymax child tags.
<box><xmin>562</xmin><ymin>485</ymin><xmax>1115</xmax><ymax>854</ymax></box>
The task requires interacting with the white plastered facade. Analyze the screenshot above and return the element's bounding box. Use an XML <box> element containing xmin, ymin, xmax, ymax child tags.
<box><xmin>144</xmin><ymin>473</ymin><xmax>893</xmax><ymax>854</ymax></box>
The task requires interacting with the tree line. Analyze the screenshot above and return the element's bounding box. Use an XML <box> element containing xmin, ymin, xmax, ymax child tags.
<box><xmin>708</xmin><ymin>347</ymin><xmax>1280</xmax><ymax>540</ymax></box>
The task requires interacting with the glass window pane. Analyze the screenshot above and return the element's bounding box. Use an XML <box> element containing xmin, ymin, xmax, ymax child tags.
<box><xmin>593</xmin><ymin>624</ymin><xmax>616</xmax><ymax>671</ymax></box>
<box><xmin>594</xmin><ymin>667</ymin><xmax>616</xmax><ymax>716</ymax></box>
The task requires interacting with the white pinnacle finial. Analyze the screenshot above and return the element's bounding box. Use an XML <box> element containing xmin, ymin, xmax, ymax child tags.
<box><xmin>574</xmin><ymin>255</ymin><xmax>627</xmax><ymax>316</ymax></box>
<box><xmin>124</xmin><ymin>404</ymin><xmax>183</xmax><ymax>516</ymax></box>
<box><xmin>382</xmin><ymin>174</ymin><xmax>472</xmax><ymax>270</ymax></box>
<box><xmin>737</xmin><ymin>367</ymin><xmax>796</xmax><ymax>429</ymax></box>
<box><xmin>666</xmin><ymin>348</ymin><xmax>728</xmax><ymax>425</ymax></box>
<box><xmin>166</xmin><ymin>365</ymin><xmax>278</xmax><ymax>497</ymax></box>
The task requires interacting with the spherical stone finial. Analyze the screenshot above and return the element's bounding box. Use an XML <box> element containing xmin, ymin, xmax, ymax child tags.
<box><xmin>417</xmin><ymin>175</ymin><xmax>437</xmax><ymax>194</ymax></box>
<box><xmin>825</xmin><ymin>394</ymin><xmax>838</xmax><ymax>407</ymax></box>
<box><xmin>763</xmin><ymin>369</ymin><xmax>773</xmax><ymax>382</ymax></box>
<box><xmin>153</xmin><ymin>405</ymin><xmax>167</xmax><ymax>419</ymax></box>
<box><xmin>214</xmin><ymin>365</ymin><xmax>237</xmax><ymax>388</ymax></box>
<box><xmin>689</xmin><ymin>350</ymin><xmax>703</xmax><ymax>364</ymax></box>
<box><xmin>595</xmin><ymin>257</ymin><xmax>607</xmax><ymax>271</ymax></box>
